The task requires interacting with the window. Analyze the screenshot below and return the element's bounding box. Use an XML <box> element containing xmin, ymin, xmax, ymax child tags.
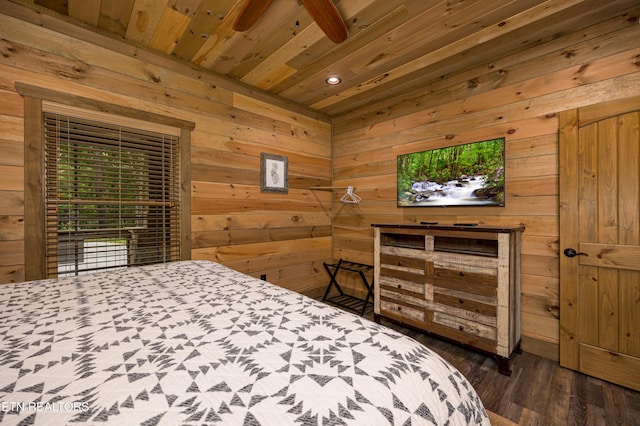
<box><xmin>44</xmin><ymin>113</ymin><xmax>180</xmax><ymax>276</ymax></box>
<box><xmin>19</xmin><ymin>83</ymin><xmax>193</xmax><ymax>280</ymax></box>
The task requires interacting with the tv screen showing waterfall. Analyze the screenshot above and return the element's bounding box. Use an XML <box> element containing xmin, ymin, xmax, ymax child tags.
<box><xmin>397</xmin><ymin>137</ymin><xmax>505</xmax><ymax>207</ymax></box>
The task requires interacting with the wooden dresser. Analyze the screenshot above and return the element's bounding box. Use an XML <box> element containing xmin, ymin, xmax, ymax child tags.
<box><xmin>372</xmin><ymin>223</ymin><xmax>524</xmax><ymax>375</ymax></box>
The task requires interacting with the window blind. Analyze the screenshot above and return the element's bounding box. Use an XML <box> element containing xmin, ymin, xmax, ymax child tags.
<box><xmin>43</xmin><ymin>112</ymin><xmax>180</xmax><ymax>277</ymax></box>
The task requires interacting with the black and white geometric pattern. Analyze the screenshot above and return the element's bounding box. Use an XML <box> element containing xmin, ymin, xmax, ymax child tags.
<box><xmin>0</xmin><ymin>261</ymin><xmax>489</xmax><ymax>425</ymax></box>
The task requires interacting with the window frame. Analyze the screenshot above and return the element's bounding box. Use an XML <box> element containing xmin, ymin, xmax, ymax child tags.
<box><xmin>18</xmin><ymin>83</ymin><xmax>194</xmax><ymax>280</ymax></box>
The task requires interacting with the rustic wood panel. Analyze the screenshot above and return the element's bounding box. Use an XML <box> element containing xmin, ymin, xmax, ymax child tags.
<box><xmin>193</xmin><ymin>226</ymin><xmax>332</xmax><ymax>248</ymax></box>
<box><xmin>0</xmin><ymin>240</ymin><xmax>24</xmax><ymax>266</ymax></box>
<box><xmin>332</xmin><ymin>20</ymin><xmax>640</xmax><ymax>361</ymax></box>
<box><xmin>0</xmin><ymin>14</ymin><xmax>332</xmax><ymax>293</ymax></box>
<box><xmin>0</xmin><ymin>10</ymin><xmax>323</xmax><ymax>120</ymax></box>
<box><xmin>126</xmin><ymin>0</ymin><xmax>167</xmax><ymax>44</ymax></box>
<box><xmin>333</xmin><ymin>5</ymin><xmax>640</xmax><ymax>123</ymax></box>
<box><xmin>0</xmin><ymin>216</ymin><xmax>23</xmax><ymax>240</ymax></box>
<box><xmin>580</xmin><ymin>345</ymin><xmax>640</xmax><ymax>391</ymax></box>
<box><xmin>1</xmin><ymin>0</ymin><xmax>640</xmax><ymax>366</ymax></box>
<box><xmin>192</xmin><ymin>212</ymin><xmax>331</xmax><ymax>232</ymax></box>
<box><xmin>0</xmin><ymin>114</ymin><xmax>23</xmax><ymax>142</ymax></box>
<box><xmin>194</xmin><ymin>237</ymin><xmax>332</xmax><ymax>292</ymax></box>
<box><xmin>0</xmin><ymin>264</ymin><xmax>24</xmax><ymax>284</ymax></box>
<box><xmin>0</xmin><ymin>139</ymin><xmax>23</xmax><ymax>167</ymax></box>
<box><xmin>0</xmin><ymin>191</ymin><xmax>23</xmax><ymax>216</ymax></box>
<box><xmin>521</xmin><ymin>293</ymin><xmax>559</xmax><ymax>321</ymax></box>
<box><xmin>149</xmin><ymin>7</ymin><xmax>190</xmax><ymax>54</ymax></box>
<box><xmin>558</xmin><ymin>97</ymin><xmax>640</xmax><ymax>389</ymax></box>
<box><xmin>0</xmin><ymin>89</ymin><xmax>23</xmax><ymax>117</ymax></box>
<box><xmin>11</xmin><ymin>0</ymin><xmax>640</xmax><ymax>117</ymax></box>
<box><xmin>67</xmin><ymin>0</ymin><xmax>100</xmax><ymax>27</ymax></box>
<box><xmin>0</xmin><ymin>166</ymin><xmax>22</xmax><ymax>191</ymax></box>
<box><xmin>98</xmin><ymin>0</ymin><xmax>135</xmax><ymax>37</ymax></box>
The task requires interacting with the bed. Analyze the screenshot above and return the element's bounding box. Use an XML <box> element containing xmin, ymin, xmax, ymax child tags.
<box><xmin>0</xmin><ymin>260</ymin><xmax>489</xmax><ymax>425</ymax></box>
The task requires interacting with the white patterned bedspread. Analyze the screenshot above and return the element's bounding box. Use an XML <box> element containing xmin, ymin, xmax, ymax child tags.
<box><xmin>0</xmin><ymin>260</ymin><xmax>489</xmax><ymax>425</ymax></box>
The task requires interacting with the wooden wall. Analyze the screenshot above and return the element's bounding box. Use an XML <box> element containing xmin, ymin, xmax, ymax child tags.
<box><xmin>2</xmin><ymin>5</ymin><xmax>640</xmax><ymax>363</ymax></box>
<box><xmin>0</xmin><ymin>10</ymin><xmax>333</xmax><ymax>293</ymax></box>
<box><xmin>331</xmin><ymin>12</ymin><xmax>640</xmax><ymax>360</ymax></box>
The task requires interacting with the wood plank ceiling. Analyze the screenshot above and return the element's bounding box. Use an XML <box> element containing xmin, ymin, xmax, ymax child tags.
<box><xmin>17</xmin><ymin>0</ymin><xmax>640</xmax><ymax>117</ymax></box>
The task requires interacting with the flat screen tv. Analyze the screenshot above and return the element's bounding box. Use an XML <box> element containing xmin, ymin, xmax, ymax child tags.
<box><xmin>397</xmin><ymin>137</ymin><xmax>505</xmax><ymax>207</ymax></box>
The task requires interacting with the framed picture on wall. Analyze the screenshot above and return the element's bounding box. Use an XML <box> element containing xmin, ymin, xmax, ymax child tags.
<box><xmin>260</xmin><ymin>153</ymin><xmax>288</xmax><ymax>194</ymax></box>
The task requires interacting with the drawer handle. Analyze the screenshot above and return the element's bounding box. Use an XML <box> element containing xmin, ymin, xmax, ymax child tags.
<box><xmin>459</xmin><ymin>325</ymin><xmax>464</xmax><ymax>331</ymax></box>
<box><xmin>397</xmin><ymin>284</ymin><xmax>402</xmax><ymax>289</ymax></box>
<box><xmin>397</xmin><ymin>306</ymin><xmax>402</xmax><ymax>311</ymax></box>
<box><xmin>459</xmin><ymin>271</ymin><xmax>465</xmax><ymax>276</ymax></box>
<box><xmin>459</xmin><ymin>298</ymin><xmax>464</xmax><ymax>304</ymax></box>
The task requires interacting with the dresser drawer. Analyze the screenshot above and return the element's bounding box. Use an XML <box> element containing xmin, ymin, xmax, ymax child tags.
<box><xmin>433</xmin><ymin>267</ymin><xmax>497</xmax><ymax>297</ymax></box>
<box><xmin>433</xmin><ymin>311</ymin><xmax>497</xmax><ymax>342</ymax></box>
<box><xmin>379</xmin><ymin>247</ymin><xmax>426</xmax><ymax>283</ymax></box>
<box><xmin>380</xmin><ymin>287</ymin><xmax>426</xmax><ymax>307</ymax></box>
<box><xmin>380</xmin><ymin>298</ymin><xmax>425</xmax><ymax>323</ymax></box>
<box><xmin>379</xmin><ymin>275</ymin><xmax>426</xmax><ymax>296</ymax></box>
<box><xmin>433</xmin><ymin>288</ymin><xmax>496</xmax><ymax>318</ymax></box>
<box><xmin>380</xmin><ymin>251</ymin><xmax>425</xmax><ymax>269</ymax></box>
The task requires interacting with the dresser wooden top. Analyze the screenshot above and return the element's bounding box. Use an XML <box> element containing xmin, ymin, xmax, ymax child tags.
<box><xmin>371</xmin><ymin>223</ymin><xmax>525</xmax><ymax>233</ymax></box>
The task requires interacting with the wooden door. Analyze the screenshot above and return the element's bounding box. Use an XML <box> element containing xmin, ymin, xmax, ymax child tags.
<box><xmin>559</xmin><ymin>96</ymin><xmax>640</xmax><ymax>391</ymax></box>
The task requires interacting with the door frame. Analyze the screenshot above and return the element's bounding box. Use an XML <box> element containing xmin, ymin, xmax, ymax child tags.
<box><xmin>558</xmin><ymin>108</ymin><xmax>580</xmax><ymax>369</ymax></box>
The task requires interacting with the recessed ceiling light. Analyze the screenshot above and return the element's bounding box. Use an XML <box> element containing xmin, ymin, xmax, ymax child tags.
<box><xmin>325</xmin><ymin>76</ymin><xmax>342</xmax><ymax>85</ymax></box>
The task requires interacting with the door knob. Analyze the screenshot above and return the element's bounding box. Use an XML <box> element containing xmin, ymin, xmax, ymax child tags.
<box><xmin>563</xmin><ymin>248</ymin><xmax>587</xmax><ymax>258</ymax></box>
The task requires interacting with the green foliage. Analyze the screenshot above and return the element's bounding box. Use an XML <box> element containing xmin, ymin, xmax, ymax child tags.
<box><xmin>55</xmin><ymin>143</ymin><xmax>150</xmax><ymax>231</ymax></box>
<box><xmin>397</xmin><ymin>138</ymin><xmax>505</xmax><ymax>197</ymax></box>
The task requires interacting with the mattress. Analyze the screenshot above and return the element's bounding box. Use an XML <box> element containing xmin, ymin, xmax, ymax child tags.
<box><xmin>0</xmin><ymin>260</ymin><xmax>489</xmax><ymax>425</ymax></box>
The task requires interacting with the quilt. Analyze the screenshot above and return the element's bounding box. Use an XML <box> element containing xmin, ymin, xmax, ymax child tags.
<box><xmin>0</xmin><ymin>260</ymin><xmax>489</xmax><ymax>425</ymax></box>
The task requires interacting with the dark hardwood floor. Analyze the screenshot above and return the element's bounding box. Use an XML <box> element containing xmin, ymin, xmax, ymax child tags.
<box><xmin>321</xmin><ymin>300</ymin><xmax>640</xmax><ymax>425</ymax></box>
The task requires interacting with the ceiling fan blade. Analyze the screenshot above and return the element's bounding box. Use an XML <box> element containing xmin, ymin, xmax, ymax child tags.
<box><xmin>233</xmin><ymin>0</ymin><xmax>274</xmax><ymax>32</ymax></box>
<box><xmin>300</xmin><ymin>0</ymin><xmax>348</xmax><ymax>43</ymax></box>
